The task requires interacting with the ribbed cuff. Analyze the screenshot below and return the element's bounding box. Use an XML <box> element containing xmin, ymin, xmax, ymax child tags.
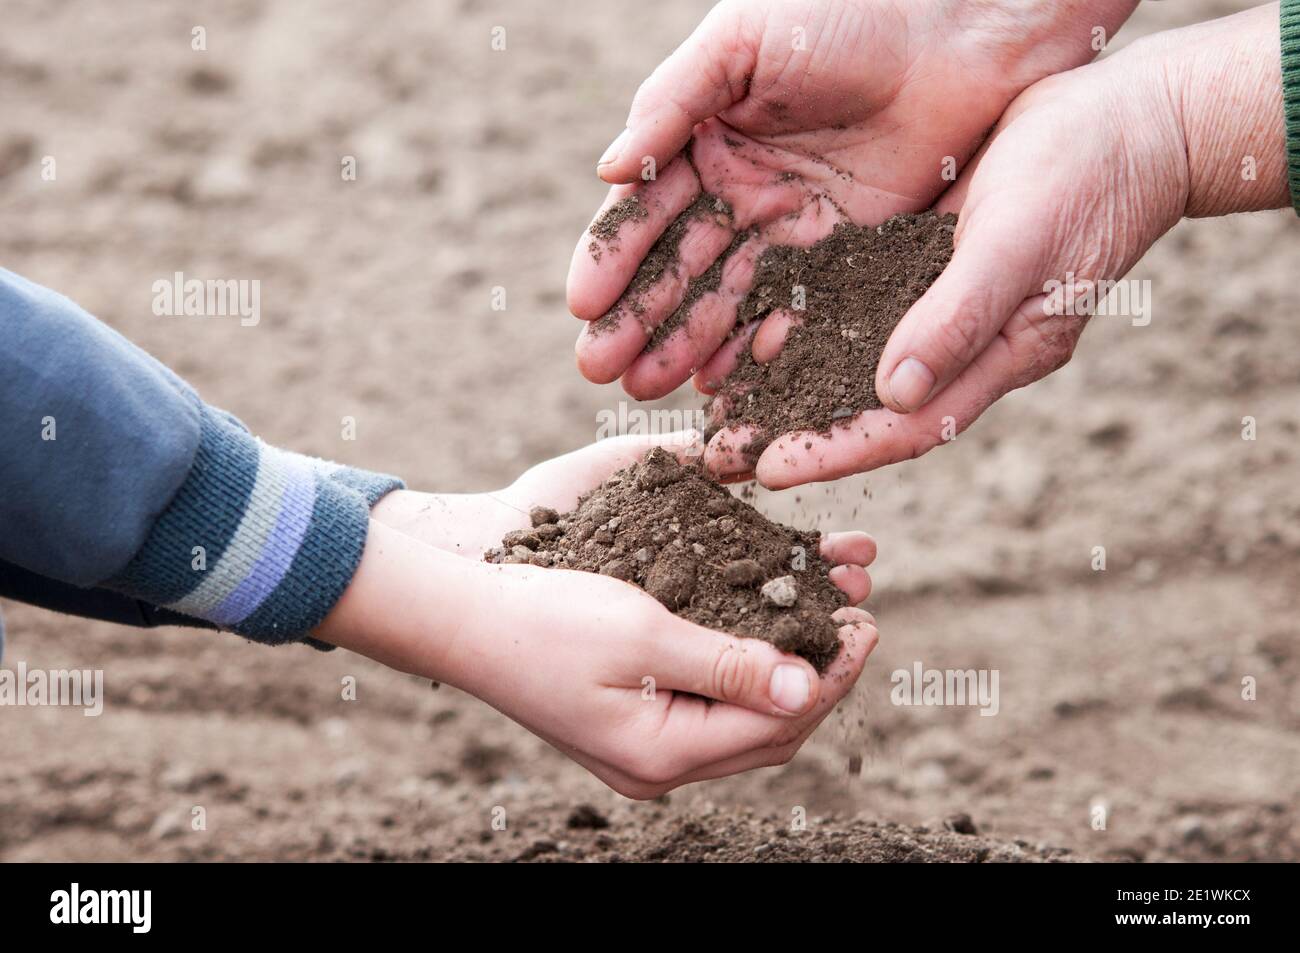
<box><xmin>1284</xmin><ymin>0</ymin><xmax>1300</xmax><ymax>214</ymax></box>
<box><xmin>104</xmin><ymin>403</ymin><xmax>403</xmax><ymax>646</ymax></box>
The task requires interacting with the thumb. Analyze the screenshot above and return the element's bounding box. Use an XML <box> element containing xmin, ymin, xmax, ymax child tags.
<box><xmin>876</xmin><ymin>201</ymin><xmax>1047</xmax><ymax>414</ymax></box>
<box><xmin>597</xmin><ymin>2</ymin><xmax>755</xmax><ymax>184</ymax></box>
<box><xmin>648</xmin><ymin>622</ymin><xmax>823</xmax><ymax>717</ymax></box>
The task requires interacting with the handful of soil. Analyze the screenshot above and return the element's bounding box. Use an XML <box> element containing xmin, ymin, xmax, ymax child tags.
<box><xmin>706</xmin><ymin>211</ymin><xmax>956</xmax><ymax>457</ymax></box>
<box><xmin>484</xmin><ymin>449</ymin><xmax>847</xmax><ymax>672</ymax></box>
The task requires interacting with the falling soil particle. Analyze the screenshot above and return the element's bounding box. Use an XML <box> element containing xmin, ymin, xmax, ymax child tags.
<box><xmin>706</xmin><ymin>211</ymin><xmax>956</xmax><ymax>456</ymax></box>
<box><xmin>485</xmin><ymin>448</ymin><xmax>846</xmax><ymax>672</ymax></box>
<box><xmin>945</xmin><ymin>813</ymin><xmax>979</xmax><ymax>836</ymax></box>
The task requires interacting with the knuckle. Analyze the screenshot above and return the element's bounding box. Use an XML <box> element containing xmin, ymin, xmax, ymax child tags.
<box><xmin>1040</xmin><ymin>335</ymin><xmax>1078</xmax><ymax>376</ymax></box>
<box><xmin>771</xmin><ymin>722</ymin><xmax>804</xmax><ymax>749</ymax></box>
<box><xmin>933</xmin><ymin>305</ymin><xmax>987</xmax><ymax>368</ymax></box>
<box><xmin>709</xmin><ymin>643</ymin><xmax>754</xmax><ymax>704</ymax></box>
<box><xmin>760</xmin><ymin>744</ymin><xmax>798</xmax><ymax>770</ymax></box>
<box><xmin>1013</xmin><ymin>310</ymin><xmax>1086</xmax><ymax>386</ymax></box>
<box><xmin>903</xmin><ymin>430</ymin><xmax>942</xmax><ymax>464</ymax></box>
<box><xmin>630</xmin><ymin>616</ymin><xmax>672</xmax><ymax>663</ymax></box>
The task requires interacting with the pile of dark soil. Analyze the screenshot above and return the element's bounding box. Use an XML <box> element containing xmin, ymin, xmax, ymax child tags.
<box><xmin>484</xmin><ymin>448</ymin><xmax>846</xmax><ymax>672</ymax></box>
<box><xmin>707</xmin><ymin>211</ymin><xmax>956</xmax><ymax>456</ymax></box>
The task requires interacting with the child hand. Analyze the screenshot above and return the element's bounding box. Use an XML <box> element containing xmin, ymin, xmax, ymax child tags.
<box><xmin>369</xmin><ymin>431</ymin><xmax>707</xmax><ymax>557</ymax></box>
<box><xmin>318</xmin><ymin>522</ymin><xmax>878</xmax><ymax>799</ymax></box>
<box><xmin>460</xmin><ymin>561</ymin><xmax>879</xmax><ymax>800</ymax></box>
<box><xmin>327</xmin><ymin>432</ymin><xmax>878</xmax><ymax>797</ymax></box>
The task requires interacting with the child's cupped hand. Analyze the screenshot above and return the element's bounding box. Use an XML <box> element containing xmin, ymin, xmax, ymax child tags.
<box><xmin>338</xmin><ymin>432</ymin><xmax>878</xmax><ymax>798</ymax></box>
<box><xmin>442</xmin><ymin>553</ymin><xmax>877</xmax><ymax>800</ymax></box>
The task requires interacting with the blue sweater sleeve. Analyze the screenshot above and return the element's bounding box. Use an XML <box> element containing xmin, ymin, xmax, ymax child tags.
<box><xmin>0</xmin><ymin>267</ymin><xmax>403</xmax><ymax>645</ymax></box>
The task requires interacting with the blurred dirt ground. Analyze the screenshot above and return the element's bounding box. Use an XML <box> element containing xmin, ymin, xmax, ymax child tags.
<box><xmin>1</xmin><ymin>0</ymin><xmax>1297</xmax><ymax>861</ymax></box>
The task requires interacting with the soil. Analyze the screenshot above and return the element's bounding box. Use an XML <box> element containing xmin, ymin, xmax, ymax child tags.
<box><xmin>1</xmin><ymin>0</ymin><xmax>1297</xmax><ymax>864</ymax></box>
<box><xmin>427</xmin><ymin>809</ymin><xmax>1081</xmax><ymax>863</ymax></box>
<box><xmin>484</xmin><ymin>449</ymin><xmax>846</xmax><ymax>672</ymax></box>
<box><xmin>587</xmin><ymin>194</ymin><xmax>647</xmax><ymax>260</ymax></box>
<box><xmin>591</xmin><ymin>193</ymin><xmax>734</xmax><ymax>335</ymax></box>
<box><xmin>647</xmin><ymin>228</ymin><xmax>752</xmax><ymax>351</ymax></box>
<box><xmin>706</xmin><ymin>212</ymin><xmax>955</xmax><ymax>456</ymax></box>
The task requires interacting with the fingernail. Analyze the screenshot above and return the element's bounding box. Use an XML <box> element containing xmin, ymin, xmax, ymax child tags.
<box><xmin>888</xmin><ymin>357</ymin><xmax>936</xmax><ymax>412</ymax></box>
<box><xmin>597</xmin><ymin>128</ymin><xmax>630</xmax><ymax>169</ymax></box>
<box><xmin>770</xmin><ymin>664</ymin><xmax>811</xmax><ymax>714</ymax></box>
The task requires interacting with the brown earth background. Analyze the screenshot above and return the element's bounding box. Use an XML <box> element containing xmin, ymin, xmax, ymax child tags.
<box><xmin>1</xmin><ymin>0</ymin><xmax>1297</xmax><ymax>862</ymax></box>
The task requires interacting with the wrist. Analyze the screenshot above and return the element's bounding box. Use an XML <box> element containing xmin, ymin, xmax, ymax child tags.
<box><xmin>312</xmin><ymin>520</ymin><xmax>479</xmax><ymax>685</ymax></box>
<box><xmin>1154</xmin><ymin>3</ymin><xmax>1289</xmax><ymax>217</ymax></box>
<box><xmin>371</xmin><ymin>488</ymin><xmax>529</xmax><ymax>557</ymax></box>
<box><xmin>104</xmin><ymin>401</ymin><xmax>403</xmax><ymax>645</ymax></box>
<box><xmin>948</xmin><ymin>0</ymin><xmax>1139</xmax><ymax>92</ymax></box>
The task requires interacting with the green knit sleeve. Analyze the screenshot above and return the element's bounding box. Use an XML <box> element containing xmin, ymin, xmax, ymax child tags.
<box><xmin>1284</xmin><ymin>0</ymin><xmax>1300</xmax><ymax>213</ymax></box>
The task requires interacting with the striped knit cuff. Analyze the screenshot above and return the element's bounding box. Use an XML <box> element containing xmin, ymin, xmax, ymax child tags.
<box><xmin>104</xmin><ymin>404</ymin><xmax>404</xmax><ymax>646</ymax></box>
<box><xmin>1284</xmin><ymin>0</ymin><xmax>1300</xmax><ymax>214</ymax></box>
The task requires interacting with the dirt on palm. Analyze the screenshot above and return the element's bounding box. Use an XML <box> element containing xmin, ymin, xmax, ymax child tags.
<box><xmin>591</xmin><ymin>193</ymin><xmax>735</xmax><ymax>335</ymax></box>
<box><xmin>587</xmin><ymin>194</ymin><xmax>648</xmax><ymax>261</ymax></box>
<box><xmin>706</xmin><ymin>211</ymin><xmax>956</xmax><ymax>456</ymax></box>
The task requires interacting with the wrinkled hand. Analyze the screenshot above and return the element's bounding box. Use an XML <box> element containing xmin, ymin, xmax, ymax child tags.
<box><xmin>748</xmin><ymin>4</ymin><xmax>1288</xmax><ymax>488</ymax></box>
<box><xmin>567</xmin><ymin>0</ymin><xmax>1136</xmax><ymax>433</ymax></box>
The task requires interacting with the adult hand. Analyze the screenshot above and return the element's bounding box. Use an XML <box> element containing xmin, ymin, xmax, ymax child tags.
<box><xmin>749</xmin><ymin>2</ymin><xmax>1290</xmax><ymax>488</ymax></box>
<box><xmin>568</xmin><ymin>0</ymin><xmax>1136</xmax><ymax>407</ymax></box>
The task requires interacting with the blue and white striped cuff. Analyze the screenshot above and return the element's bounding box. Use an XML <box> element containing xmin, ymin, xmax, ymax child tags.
<box><xmin>105</xmin><ymin>404</ymin><xmax>403</xmax><ymax>645</ymax></box>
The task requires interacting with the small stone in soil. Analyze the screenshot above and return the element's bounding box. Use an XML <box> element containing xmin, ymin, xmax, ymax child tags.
<box><xmin>761</xmin><ymin>575</ymin><xmax>799</xmax><ymax>608</ymax></box>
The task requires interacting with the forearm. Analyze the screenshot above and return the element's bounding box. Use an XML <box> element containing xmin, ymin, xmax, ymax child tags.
<box><xmin>103</xmin><ymin>412</ymin><xmax>403</xmax><ymax>645</ymax></box>
<box><xmin>369</xmin><ymin>490</ymin><xmax>527</xmax><ymax>558</ymax></box>
<box><xmin>0</xmin><ymin>560</ymin><xmax>215</xmax><ymax>631</ymax></box>
<box><xmin>0</xmin><ymin>268</ymin><xmax>202</xmax><ymax>584</ymax></box>
<box><xmin>311</xmin><ymin>521</ymin><xmax>475</xmax><ymax>683</ymax></box>
<box><xmin>1157</xmin><ymin>3</ymin><xmax>1290</xmax><ymax>217</ymax></box>
<box><xmin>0</xmin><ymin>267</ymin><xmax>403</xmax><ymax>645</ymax></box>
